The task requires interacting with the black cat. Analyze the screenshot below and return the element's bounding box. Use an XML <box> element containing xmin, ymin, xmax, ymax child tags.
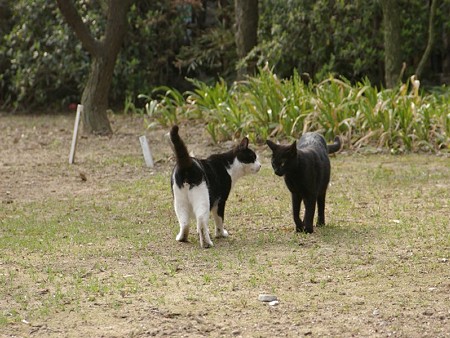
<box><xmin>170</xmin><ymin>125</ymin><xmax>261</xmax><ymax>248</ymax></box>
<box><xmin>266</xmin><ymin>133</ymin><xmax>341</xmax><ymax>233</ymax></box>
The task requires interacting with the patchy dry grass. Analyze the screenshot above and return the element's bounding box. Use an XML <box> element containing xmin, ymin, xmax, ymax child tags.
<box><xmin>0</xmin><ymin>114</ymin><xmax>449</xmax><ymax>337</ymax></box>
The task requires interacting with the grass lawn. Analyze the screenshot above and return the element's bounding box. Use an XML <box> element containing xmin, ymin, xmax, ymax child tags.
<box><xmin>0</xmin><ymin>114</ymin><xmax>449</xmax><ymax>337</ymax></box>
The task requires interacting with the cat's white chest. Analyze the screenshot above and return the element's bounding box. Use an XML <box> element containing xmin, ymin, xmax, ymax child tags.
<box><xmin>227</xmin><ymin>157</ymin><xmax>261</xmax><ymax>186</ymax></box>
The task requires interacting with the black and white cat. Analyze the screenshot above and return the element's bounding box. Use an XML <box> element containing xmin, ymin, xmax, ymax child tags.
<box><xmin>170</xmin><ymin>125</ymin><xmax>261</xmax><ymax>248</ymax></box>
<box><xmin>266</xmin><ymin>133</ymin><xmax>341</xmax><ymax>233</ymax></box>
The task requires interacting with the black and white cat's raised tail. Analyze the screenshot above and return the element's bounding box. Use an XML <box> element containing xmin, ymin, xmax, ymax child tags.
<box><xmin>170</xmin><ymin>125</ymin><xmax>261</xmax><ymax>248</ymax></box>
<box><xmin>170</xmin><ymin>125</ymin><xmax>193</xmax><ymax>170</ymax></box>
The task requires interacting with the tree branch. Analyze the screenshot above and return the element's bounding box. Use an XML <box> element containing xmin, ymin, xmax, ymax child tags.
<box><xmin>103</xmin><ymin>0</ymin><xmax>134</xmax><ymax>54</ymax></box>
<box><xmin>415</xmin><ymin>0</ymin><xmax>438</xmax><ymax>79</ymax></box>
<box><xmin>56</xmin><ymin>0</ymin><xmax>101</xmax><ymax>56</ymax></box>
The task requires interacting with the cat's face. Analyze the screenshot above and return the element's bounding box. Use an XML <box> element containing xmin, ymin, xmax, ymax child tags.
<box><xmin>235</xmin><ymin>137</ymin><xmax>261</xmax><ymax>174</ymax></box>
<box><xmin>266</xmin><ymin>140</ymin><xmax>297</xmax><ymax>176</ymax></box>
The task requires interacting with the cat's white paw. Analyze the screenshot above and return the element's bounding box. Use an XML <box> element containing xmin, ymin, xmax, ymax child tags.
<box><xmin>176</xmin><ymin>232</ymin><xmax>188</xmax><ymax>242</ymax></box>
<box><xmin>216</xmin><ymin>228</ymin><xmax>229</xmax><ymax>238</ymax></box>
<box><xmin>199</xmin><ymin>229</ymin><xmax>214</xmax><ymax>248</ymax></box>
<box><xmin>202</xmin><ymin>239</ymin><xmax>214</xmax><ymax>248</ymax></box>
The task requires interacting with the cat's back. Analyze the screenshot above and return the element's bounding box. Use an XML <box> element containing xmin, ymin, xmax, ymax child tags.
<box><xmin>297</xmin><ymin>132</ymin><xmax>328</xmax><ymax>153</ymax></box>
<box><xmin>200</xmin><ymin>155</ymin><xmax>232</xmax><ymax>187</ymax></box>
<box><xmin>172</xmin><ymin>155</ymin><xmax>228</xmax><ymax>189</ymax></box>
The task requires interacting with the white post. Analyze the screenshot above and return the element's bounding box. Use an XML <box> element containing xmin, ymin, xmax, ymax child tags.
<box><xmin>69</xmin><ymin>104</ymin><xmax>83</xmax><ymax>164</ymax></box>
<box><xmin>139</xmin><ymin>135</ymin><xmax>154</xmax><ymax>168</ymax></box>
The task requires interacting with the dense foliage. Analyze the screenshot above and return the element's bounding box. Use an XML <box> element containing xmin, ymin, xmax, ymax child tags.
<box><xmin>0</xmin><ymin>0</ymin><xmax>188</xmax><ymax>109</ymax></box>
<box><xmin>143</xmin><ymin>67</ymin><xmax>450</xmax><ymax>152</ymax></box>
<box><xmin>0</xmin><ymin>0</ymin><xmax>88</xmax><ymax>108</ymax></box>
<box><xmin>256</xmin><ymin>1</ymin><xmax>384</xmax><ymax>82</ymax></box>
<box><xmin>0</xmin><ymin>0</ymin><xmax>448</xmax><ymax>110</ymax></box>
<box><xmin>256</xmin><ymin>0</ymin><xmax>450</xmax><ymax>83</ymax></box>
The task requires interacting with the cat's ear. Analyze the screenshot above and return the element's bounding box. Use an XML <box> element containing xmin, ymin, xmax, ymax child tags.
<box><xmin>289</xmin><ymin>141</ymin><xmax>297</xmax><ymax>154</ymax></box>
<box><xmin>266</xmin><ymin>139</ymin><xmax>277</xmax><ymax>151</ymax></box>
<box><xmin>239</xmin><ymin>137</ymin><xmax>249</xmax><ymax>150</ymax></box>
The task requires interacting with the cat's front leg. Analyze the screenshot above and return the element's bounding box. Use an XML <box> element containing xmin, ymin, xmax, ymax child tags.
<box><xmin>291</xmin><ymin>193</ymin><xmax>304</xmax><ymax>232</ymax></box>
<box><xmin>303</xmin><ymin>197</ymin><xmax>316</xmax><ymax>233</ymax></box>
<box><xmin>212</xmin><ymin>203</ymin><xmax>229</xmax><ymax>238</ymax></box>
<box><xmin>317</xmin><ymin>193</ymin><xmax>326</xmax><ymax>226</ymax></box>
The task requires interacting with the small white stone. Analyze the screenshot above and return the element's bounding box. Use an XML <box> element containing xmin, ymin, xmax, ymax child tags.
<box><xmin>268</xmin><ymin>300</ymin><xmax>279</xmax><ymax>306</ymax></box>
<box><xmin>258</xmin><ymin>294</ymin><xmax>277</xmax><ymax>302</ymax></box>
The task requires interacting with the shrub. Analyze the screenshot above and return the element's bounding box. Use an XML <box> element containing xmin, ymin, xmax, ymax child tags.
<box><xmin>143</xmin><ymin>67</ymin><xmax>450</xmax><ymax>152</ymax></box>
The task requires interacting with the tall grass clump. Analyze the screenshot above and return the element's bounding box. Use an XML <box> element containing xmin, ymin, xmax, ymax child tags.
<box><xmin>138</xmin><ymin>86</ymin><xmax>186</xmax><ymax>128</ymax></box>
<box><xmin>141</xmin><ymin>67</ymin><xmax>449</xmax><ymax>152</ymax></box>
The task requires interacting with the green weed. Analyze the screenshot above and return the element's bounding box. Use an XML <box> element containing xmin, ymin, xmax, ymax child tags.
<box><xmin>142</xmin><ymin>68</ymin><xmax>449</xmax><ymax>152</ymax></box>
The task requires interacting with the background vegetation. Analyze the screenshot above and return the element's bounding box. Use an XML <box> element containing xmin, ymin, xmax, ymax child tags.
<box><xmin>0</xmin><ymin>0</ymin><xmax>448</xmax><ymax>150</ymax></box>
<box><xmin>0</xmin><ymin>0</ymin><xmax>449</xmax><ymax>110</ymax></box>
<box><xmin>0</xmin><ymin>0</ymin><xmax>190</xmax><ymax>109</ymax></box>
<box><xmin>144</xmin><ymin>67</ymin><xmax>449</xmax><ymax>151</ymax></box>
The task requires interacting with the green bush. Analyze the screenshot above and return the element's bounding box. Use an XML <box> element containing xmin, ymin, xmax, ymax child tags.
<box><xmin>0</xmin><ymin>0</ymin><xmax>188</xmax><ymax>110</ymax></box>
<box><xmin>1</xmin><ymin>0</ymin><xmax>449</xmax><ymax>111</ymax></box>
<box><xmin>256</xmin><ymin>0</ymin><xmax>449</xmax><ymax>85</ymax></box>
<box><xmin>143</xmin><ymin>67</ymin><xmax>450</xmax><ymax>152</ymax></box>
<box><xmin>0</xmin><ymin>0</ymin><xmax>88</xmax><ymax>108</ymax></box>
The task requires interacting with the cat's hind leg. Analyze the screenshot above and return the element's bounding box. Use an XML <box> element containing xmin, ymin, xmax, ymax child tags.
<box><xmin>190</xmin><ymin>183</ymin><xmax>213</xmax><ymax>248</ymax></box>
<box><xmin>212</xmin><ymin>202</ymin><xmax>229</xmax><ymax>238</ymax></box>
<box><xmin>196</xmin><ymin>212</ymin><xmax>213</xmax><ymax>248</ymax></box>
<box><xmin>173</xmin><ymin>187</ymin><xmax>190</xmax><ymax>242</ymax></box>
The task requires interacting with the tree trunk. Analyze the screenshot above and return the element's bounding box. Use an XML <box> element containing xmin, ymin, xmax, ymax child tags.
<box><xmin>234</xmin><ymin>0</ymin><xmax>258</xmax><ymax>79</ymax></box>
<box><xmin>81</xmin><ymin>56</ymin><xmax>115</xmax><ymax>135</ymax></box>
<box><xmin>415</xmin><ymin>0</ymin><xmax>438</xmax><ymax>79</ymax></box>
<box><xmin>57</xmin><ymin>0</ymin><xmax>133</xmax><ymax>135</ymax></box>
<box><xmin>381</xmin><ymin>0</ymin><xmax>402</xmax><ymax>88</ymax></box>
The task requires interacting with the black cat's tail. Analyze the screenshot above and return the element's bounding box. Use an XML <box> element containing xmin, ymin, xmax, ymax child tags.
<box><xmin>170</xmin><ymin>125</ymin><xmax>193</xmax><ymax>170</ymax></box>
<box><xmin>327</xmin><ymin>136</ymin><xmax>342</xmax><ymax>154</ymax></box>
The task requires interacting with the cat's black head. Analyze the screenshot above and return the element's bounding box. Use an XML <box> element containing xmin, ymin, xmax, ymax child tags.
<box><xmin>266</xmin><ymin>140</ymin><xmax>297</xmax><ymax>176</ymax></box>
<box><xmin>236</xmin><ymin>137</ymin><xmax>256</xmax><ymax>162</ymax></box>
<box><xmin>233</xmin><ymin>137</ymin><xmax>261</xmax><ymax>174</ymax></box>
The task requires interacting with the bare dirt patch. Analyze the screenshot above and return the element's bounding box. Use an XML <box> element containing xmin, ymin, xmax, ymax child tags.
<box><xmin>1</xmin><ymin>113</ymin><xmax>228</xmax><ymax>204</ymax></box>
<box><xmin>1</xmin><ymin>113</ymin><xmax>160</xmax><ymax>203</ymax></box>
